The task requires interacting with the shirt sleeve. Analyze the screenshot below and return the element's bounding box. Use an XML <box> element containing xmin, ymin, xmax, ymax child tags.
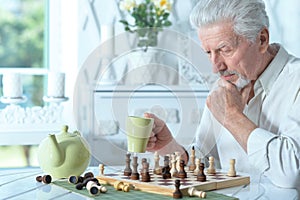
<box><xmin>247</xmin><ymin>95</ymin><xmax>300</xmax><ymax>188</ymax></box>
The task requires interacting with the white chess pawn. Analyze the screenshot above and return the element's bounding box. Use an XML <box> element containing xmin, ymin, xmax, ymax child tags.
<box><xmin>188</xmin><ymin>187</ymin><xmax>206</xmax><ymax>198</ymax></box>
<box><xmin>99</xmin><ymin>164</ymin><xmax>104</xmax><ymax>176</ymax></box>
<box><xmin>206</xmin><ymin>156</ymin><xmax>216</xmax><ymax>175</ymax></box>
<box><xmin>227</xmin><ymin>159</ymin><xmax>236</xmax><ymax>177</ymax></box>
<box><xmin>193</xmin><ymin>158</ymin><xmax>201</xmax><ymax>176</ymax></box>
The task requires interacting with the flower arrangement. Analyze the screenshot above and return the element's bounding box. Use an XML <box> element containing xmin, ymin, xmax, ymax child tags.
<box><xmin>119</xmin><ymin>0</ymin><xmax>172</xmax><ymax>50</ymax></box>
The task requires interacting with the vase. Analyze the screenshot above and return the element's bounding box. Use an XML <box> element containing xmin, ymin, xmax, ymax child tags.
<box><xmin>122</xmin><ymin>47</ymin><xmax>178</xmax><ymax>85</ymax></box>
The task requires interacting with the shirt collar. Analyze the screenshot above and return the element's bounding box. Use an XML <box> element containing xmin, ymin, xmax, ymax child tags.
<box><xmin>256</xmin><ymin>44</ymin><xmax>289</xmax><ymax>95</ymax></box>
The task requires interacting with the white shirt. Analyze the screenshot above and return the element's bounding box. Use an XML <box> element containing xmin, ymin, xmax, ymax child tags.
<box><xmin>195</xmin><ymin>44</ymin><xmax>300</xmax><ymax>188</ymax></box>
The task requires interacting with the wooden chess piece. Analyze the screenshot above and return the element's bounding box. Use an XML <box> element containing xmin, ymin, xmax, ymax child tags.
<box><xmin>193</xmin><ymin>158</ymin><xmax>201</xmax><ymax>176</ymax></box>
<box><xmin>206</xmin><ymin>156</ymin><xmax>216</xmax><ymax>175</ymax></box>
<box><xmin>86</xmin><ymin>181</ymin><xmax>100</xmax><ymax>196</ymax></box>
<box><xmin>175</xmin><ymin>152</ymin><xmax>181</xmax><ymax>171</ymax></box>
<box><xmin>227</xmin><ymin>159</ymin><xmax>237</xmax><ymax>177</ymax></box>
<box><xmin>170</xmin><ymin>154</ymin><xmax>178</xmax><ymax>178</ymax></box>
<box><xmin>124</xmin><ymin>153</ymin><xmax>132</xmax><ymax>176</ymax></box>
<box><xmin>154</xmin><ymin>151</ymin><xmax>162</xmax><ymax>175</ymax></box>
<box><xmin>131</xmin><ymin>156</ymin><xmax>140</xmax><ymax>180</ymax></box>
<box><xmin>188</xmin><ymin>187</ymin><xmax>206</xmax><ymax>198</ymax></box>
<box><xmin>173</xmin><ymin>179</ymin><xmax>183</xmax><ymax>199</ymax></box>
<box><xmin>162</xmin><ymin>155</ymin><xmax>171</xmax><ymax>179</ymax></box>
<box><xmin>84</xmin><ymin>172</ymin><xmax>94</xmax><ymax>179</ymax></box>
<box><xmin>99</xmin><ymin>164</ymin><xmax>104</xmax><ymax>176</ymax></box>
<box><xmin>36</xmin><ymin>175</ymin><xmax>52</xmax><ymax>184</ymax></box>
<box><xmin>114</xmin><ymin>181</ymin><xmax>130</xmax><ymax>192</ymax></box>
<box><xmin>197</xmin><ymin>163</ymin><xmax>206</xmax><ymax>182</ymax></box>
<box><xmin>68</xmin><ymin>175</ymin><xmax>84</xmax><ymax>184</ymax></box>
<box><xmin>141</xmin><ymin>161</ymin><xmax>151</xmax><ymax>182</ymax></box>
<box><xmin>189</xmin><ymin>146</ymin><xmax>196</xmax><ymax>171</ymax></box>
<box><xmin>177</xmin><ymin>160</ymin><xmax>187</xmax><ymax>179</ymax></box>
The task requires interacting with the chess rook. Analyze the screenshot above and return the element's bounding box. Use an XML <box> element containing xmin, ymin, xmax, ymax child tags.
<box><xmin>188</xmin><ymin>187</ymin><xmax>206</xmax><ymax>198</ymax></box>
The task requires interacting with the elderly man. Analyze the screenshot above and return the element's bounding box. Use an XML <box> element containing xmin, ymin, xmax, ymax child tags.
<box><xmin>145</xmin><ymin>0</ymin><xmax>300</xmax><ymax>188</ymax></box>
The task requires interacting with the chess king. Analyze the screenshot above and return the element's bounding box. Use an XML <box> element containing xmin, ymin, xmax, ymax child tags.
<box><xmin>144</xmin><ymin>0</ymin><xmax>300</xmax><ymax>189</ymax></box>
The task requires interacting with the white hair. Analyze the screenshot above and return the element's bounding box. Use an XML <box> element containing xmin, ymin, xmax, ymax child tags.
<box><xmin>190</xmin><ymin>0</ymin><xmax>269</xmax><ymax>42</ymax></box>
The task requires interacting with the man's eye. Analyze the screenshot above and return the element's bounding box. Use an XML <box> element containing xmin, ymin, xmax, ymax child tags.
<box><xmin>221</xmin><ymin>48</ymin><xmax>233</xmax><ymax>56</ymax></box>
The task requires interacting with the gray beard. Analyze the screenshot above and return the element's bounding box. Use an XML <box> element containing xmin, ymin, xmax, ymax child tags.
<box><xmin>235</xmin><ymin>75</ymin><xmax>251</xmax><ymax>91</ymax></box>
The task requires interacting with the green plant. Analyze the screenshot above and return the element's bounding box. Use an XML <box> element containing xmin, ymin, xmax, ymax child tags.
<box><xmin>119</xmin><ymin>0</ymin><xmax>172</xmax><ymax>49</ymax></box>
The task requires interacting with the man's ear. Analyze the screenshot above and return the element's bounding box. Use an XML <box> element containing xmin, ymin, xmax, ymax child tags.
<box><xmin>258</xmin><ymin>27</ymin><xmax>269</xmax><ymax>53</ymax></box>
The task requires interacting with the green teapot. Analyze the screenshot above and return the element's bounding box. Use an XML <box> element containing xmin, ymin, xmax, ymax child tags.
<box><xmin>37</xmin><ymin>125</ymin><xmax>91</xmax><ymax>178</ymax></box>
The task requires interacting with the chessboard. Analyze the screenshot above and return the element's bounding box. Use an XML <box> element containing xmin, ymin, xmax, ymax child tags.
<box><xmin>96</xmin><ymin>169</ymin><xmax>250</xmax><ymax>197</ymax></box>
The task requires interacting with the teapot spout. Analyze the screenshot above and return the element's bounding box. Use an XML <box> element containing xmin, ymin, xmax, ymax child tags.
<box><xmin>48</xmin><ymin>134</ymin><xmax>64</xmax><ymax>167</ymax></box>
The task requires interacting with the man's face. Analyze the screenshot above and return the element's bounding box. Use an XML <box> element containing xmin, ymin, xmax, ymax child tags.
<box><xmin>198</xmin><ymin>21</ymin><xmax>261</xmax><ymax>87</ymax></box>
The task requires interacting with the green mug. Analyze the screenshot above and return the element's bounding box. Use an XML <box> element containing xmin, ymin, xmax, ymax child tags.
<box><xmin>126</xmin><ymin>116</ymin><xmax>154</xmax><ymax>153</ymax></box>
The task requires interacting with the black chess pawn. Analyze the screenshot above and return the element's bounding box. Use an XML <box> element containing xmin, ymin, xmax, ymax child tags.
<box><xmin>162</xmin><ymin>156</ymin><xmax>171</xmax><ymax>179</ymax></box>
<box><xmin>141</xmin><ymin>161</ymin><xmax>151</xmax><ymax>182</ymax></box>
<box><xmin>177</xmin><ymin>160</ymin><xmax>187</xmax><ymax>179</ymax></box>
<box><xmin>173</xmin><ymin>179</ymin><xmax>183</xmax><ymax>199</ymax></box>
<box><xmin>197</xmin><ymin>163</ymin><xmax>206</xmax><ymax>182</ymax></box>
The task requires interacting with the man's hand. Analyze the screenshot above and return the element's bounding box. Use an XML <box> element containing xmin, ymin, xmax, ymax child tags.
<box><xmin>144</xmin><ymin>112</ymin><xmax>173</xmax><ymax>151</ymax></box>
<box><xmin>206</xmin><ymin>79</ymin><xmax>256</xmax><ymax>151</ymax></box>
<box><xmin>144</xmin><ymin>113</ymin><xmax>189</xmax><ymax>163</ymax></box>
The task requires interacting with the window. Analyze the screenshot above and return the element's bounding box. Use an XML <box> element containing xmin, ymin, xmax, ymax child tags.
<box><xmin>0</xmin><ymin>0</ymin><xmax>47</xmax><ymax>108</ymax></box>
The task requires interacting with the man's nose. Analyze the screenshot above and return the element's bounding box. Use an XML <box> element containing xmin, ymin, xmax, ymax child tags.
<box><xmin>210</xmin><ymin>52</ymin><xmax>224</xmax><ymax>73</ymax></box>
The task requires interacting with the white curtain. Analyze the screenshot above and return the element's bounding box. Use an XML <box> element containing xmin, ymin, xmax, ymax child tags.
<box><xmin>264</xmin><ymin>0</ymin><xmax>300</xmax><ymax>57</ymax></box>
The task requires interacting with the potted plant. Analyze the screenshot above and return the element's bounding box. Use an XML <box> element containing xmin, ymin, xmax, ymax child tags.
<box><xmin>119</xmin><ymin>0</ymin><xmax>172</xmax><ymax>51</ymax></box>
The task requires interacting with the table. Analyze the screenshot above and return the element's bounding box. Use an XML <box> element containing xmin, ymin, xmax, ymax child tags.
<box><xmin>0</xmin><ymin>166</ymin><xmax>299</xmax><ymax>200</ymax></box>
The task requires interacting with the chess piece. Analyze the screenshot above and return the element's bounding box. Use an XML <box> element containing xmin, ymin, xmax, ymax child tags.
<box><xmin>68</xmin><ymin>175</ymin><xmax>84</xmax><ymax>184</ymax></box>
<box><xmin>170</xmin><ymin>154</ymin><xmax>178</xmax><ymax>178</ymax></box>
<box><xmin>206</xmin><ymin>156</ymin><xmax>216</xmax><ymax>175</ymax></box>
<box><xmin>227</xmin><ymin>159</ymin><xmax>237</xmax><ymax>177</ymax></box>
<box><xmin>131</xmin><ymin>156</ymin><xmax>140</xmax><ymax>180</ymax></box>
<box><xmin>141</xmin><ymin>161</ymin><xmax>151</xmax><ymax>182</ymax></box>
<box><xmin>177</xmin><ymin>160</ymin><xmax>187</xmax><ymax>179</ymax></box>
<box><xmin>197</xmin><ymin>163</ymin><xmax>206</xmax><ymax>182</ymax></box>
<box><xmin>162</xmin><ymin>155</ymin><xmax>171</xmax><ymax>179</ymax></box>
<box><xmin>84</xmin><ymin>172</ymin><xmax>94</xmax><ymax>179</ymax></box>
<box><xmin>99</xmin><ymin>164</ymin><xmax>105</xmax><ymax>176</ymax></box>
<box><xmin>86</xmin><ymin>180</ymin><xmax>107</xmax><ymax>196</ymax></box>
<box><xmin>86</xmin><ymin>181</ymin><xmax>100</xmax><ymax>196</ymax></box>
<box><xmin>154</xmin><ymin>152</ymin><xmax>162</xmax><ymax>175</ymax></box>
<box><xmin>175</xmin><ymin>152</ymin><xmax>181</xmax><ymax>171</ymax></box>
<box><xmin>36</xmin><ymin>175</ymin><xmax>52</xmax><ymax>184</ymax></box>
<box><xmin>114</xmin><ymin>181</ymin><xmax>130</xmax><ymax>192</ymax></box>
<box><xmin>189</xmin><ymin>146</ymin><xmax>196</xmax><ymax>171</ymax></box>
<box><xmin>173</xmin><ymin>179</ymin><xmax>183</xmax><ymax>199</ymax></box>
<box><xmin>188</xmin><ymin>187</ymin><xmax>206</xmax><ymax>198</ymax></box>
<box><xmin>124</xmin><ymin>153</ymin><xmax>132</xmax><ymax>176</ymax></box>
<box><xmin>193</xmin><ymin>158</ymin><xmax>201</xmax><ymax>176</ymax></box>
